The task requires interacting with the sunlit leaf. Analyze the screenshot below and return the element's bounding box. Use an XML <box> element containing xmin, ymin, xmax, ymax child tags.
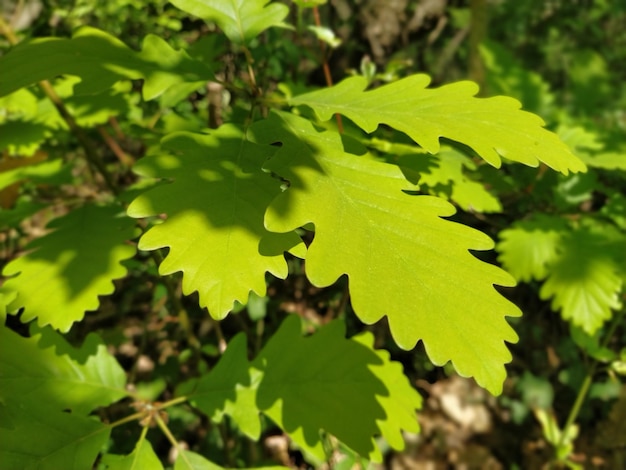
<box><xmin>290</xmin><ymin>75</ymin><xmax>586</xmax><ymax>174</ymax></box>
<box><xmin>169</xmin><ymin>0</ymin><xmax>289</xmax><ymax>43</ymax></box>
<box><xmin>249</xmin><ymin>111</ymin><xmax>520</xmax><ymax>394</ymax></box>
<box><xmin>2</xmin><ymin>204</ymin><xmax>137</xmax><ymax>331</ymax></box>
<box><xmin>128</xmin><ymin>125</ymin><xmax>304</xmax><ymax>318</ymax></box>
<box><xmin>175</xmin><ymin>450</ymin><xmax>289</xmax><ymax>470</ymax></box>
<box><xmin>0</xmin><ymin>27</ymin><xmax>214</xmax><ymax>100</ymax></box>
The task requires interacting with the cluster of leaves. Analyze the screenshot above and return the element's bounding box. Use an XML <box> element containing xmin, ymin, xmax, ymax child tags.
<box><xmin>1</xmin><ymin>0</ymin><xmax>622</xmax><ymax>468</ymax></box>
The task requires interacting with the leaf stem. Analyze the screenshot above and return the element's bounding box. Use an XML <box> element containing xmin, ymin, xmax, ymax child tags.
<box><xmin>558</xmin><ymin>308</ymin><xmax>625</xmax><ymax>451</ymax></box>
<box><xmin>312</xmin><ymin>6</ymin><xmax>343</xmax><ymax>133</ymax></box>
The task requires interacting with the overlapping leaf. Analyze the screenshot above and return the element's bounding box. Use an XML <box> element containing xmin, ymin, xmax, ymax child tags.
<box><xmin>289</xmin><ymin>75</ymin><xmax>586</xmax><ymax>174</ymax></box>
<box><xmin>127</xmin><ymin>125</ymin><xmax>304</xmax><ymax>318</ymax></box>
<box><xmin>170</xmin><ymin>0</ymin><xmax>289</xmax><ymax>43</ymax></box>
<box><xmin>179</xmin><ymin>316</ymin><xmax>422</xmax><ymax>462</ymax></box>
<box><xmin>0</xmin><ymin>26</ymin><xmax>213</xmax><ymax>100</ymax></box>
<box><xmin>2</xmin><ymin>204</ymin><xmax>136</xmax><ymax>331</ymax></box>
<box><xmin>249</xmin><ymin>111</ymin><xmax>520</xmax><ymax>394</ymax></box>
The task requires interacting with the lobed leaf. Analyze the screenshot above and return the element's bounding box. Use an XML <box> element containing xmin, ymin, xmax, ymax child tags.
<box><xmin>175</xmin><ymin>450</ymin><xmax>289</xmax><ymax>470</ymax></box>
<box><xmin>2</xmin><ymin>204</ymin><xmax>137</xmax><ymax>331</ymax></box>
<box><xmin>540</xmin><ymin>227</ymin><xmax>624</xmax><ymax>335</ymax></box>
<box><xmin>249</xmin><ymin>111</ymin><xmax>521</xmax><ymax>394</ymax></box>
<box><xmin>169</xmin><ymin>0</ymin><xmax>289</xmax><ymax>43</ymax></box>
<box><xmin>497</xmin><ymin>215</ymin><xmax>570</xmax><ymax>283</ymax></box>
<box><xmin>127</xmin><ymin>125</ymin><xmax>304</xmax><ymax>318</ymax></box>
<box><xmin>179</xmin><ymin>315</ymin><xmax>422</xmax><ymax>462</ymax></box>
<box><xmin>0</xmin><ymin>27</ymin><xmax>213</xmax><ymax>100</ymax></box>
<box><xmin>289</xmin><ymin>75</ymin><xmax>586</xmax><ymax>174</ymax></box>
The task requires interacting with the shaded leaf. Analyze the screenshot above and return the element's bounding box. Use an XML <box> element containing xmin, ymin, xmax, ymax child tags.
<box><xmin>0</xmin><ymin>325</ymin><xmax>128</xmax><ymax>415</ymax></box>
<box><xmin>249</xmin><ymin>111</ymin><xmax>520</xmax><ymax>394</ymax></box>
<box><xmin>180</xmin><ymin>316</ymin><xmax>421</xmax><ymax>462</ymax></box>
<box><xmin>169</xmin><ymin>0</ymin><xmax>289</xmax><ymax>43</ymax></box>
<box><xmin>101</xmin><ymin>437</ymin><xmax>164</xmax><ymax>470</ymax></box>
<box><xmin>289</xmin><ymin>75</ymin><xmax>586</xmax><ymax>174</ymax></box>
<box><xmin>127</xmin><ymin>125</ymin><xmax>304</xmax><ymax>318</ymax></box>
<box><xmin>2</xmin><ymin>204</ymin><xmax>136</xmax><ymax>331</ymax></box>
<box><xmin>0</xmin><ymin>398</ymin><xmax>111</xmax><ymax>470</ymax></box>
<box><xmin>175</xmin><ymin>450</ymin><xmax>289</xmax><ymax>470</ymax></box>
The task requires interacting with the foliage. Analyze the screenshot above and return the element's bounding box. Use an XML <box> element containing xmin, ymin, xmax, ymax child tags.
<box><xmin>0</xmin><ymin>0</ymin><xmax>624</xmax><ymax>468</ymax></box>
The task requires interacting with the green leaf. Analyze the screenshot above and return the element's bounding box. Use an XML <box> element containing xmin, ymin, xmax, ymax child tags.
<box><xmin>2</xmin><ymin>204</ymin><xmax>136</xmax><ymax>331</ymax></box>
<box><xmin>249</xmin><ymin>111</ymin><xmax>520</xmax><ymax>395</ymax></box>
<box><xmin>0</xmin><ymin>27</ymin><xmax>214</xmax><ymax>100</ymax></box>
<box><xmin>180</xmin><ymin>316</ymin><xmax>422</xmax><ymax>462</ymax></box>
<box><xmin>0</xmin><ymin>158</ymin><xmax>68</xmax><ymax>191</ymax></box>
<box><xmin>402</xmin><ymin>146</ymin><xmax>502</xmax><ymax>213</ymax></box>
<box><xmin>0</xmin><ymin>399</ymin><xmax>111</xmax><ymax>470</ymax></box>
<box><xmin>175</xmin><ymin>450</ymin><xmax>289</xmax><ymax>470</ymax></box>
<box><xmin>0</xmin><ymin>325</ymin><xmax>128</xmax><ymax>415</ymax></box>
<box><xmin>127</xmin><ymin>125</ymin><xmax>304</xmax><ymax>318</ymax></box>
<box><xmin>176</xmin><ymin>333</ymin><xmax>262</xmax><ymax>439</ymax></box>
<box><xmin>540</xmin><ymin>227</ymin><xmax>624</xmax><ymax>335</ymax></box>
<box><xmin>169</xmin><ymin>0</ymin><xmax>289</xmax><ymax>43</ymax></box>
<box><xmin>289</xmin><ymin>75</ymin><xmax>586</xmax><ymax>174</ymax></box>
<box><xmin>497</xmin><ymin>215</ymin><xmax>570</xmax><ymax>282</ymax></box>
<box><xmin>101</xmin><ymin>437</ymin><xmax>164</xmax><ymax>470</ymax></box>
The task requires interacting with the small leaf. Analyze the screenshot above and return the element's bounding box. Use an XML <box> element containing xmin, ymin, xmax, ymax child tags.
<box><xmin>250</xmin><ymin>111</ymin><xmax>520</xmax><ymax>395</ymax></box>
<box><xmin>2</xmin><ymin>204</ymin><xmax>137</xmax><ymax>331</ymax></box>
<box><xmin>289</xmin><ymin>75</ymin><xmax>586</xmax><ymax>174</ymax></box>
<box><xmin>128</xmin><ymin>125</ymin><xmax>304</xmax><ymax>318</ymax></box>
<box><xmin>169</xmin><ymin>0</ymin><xmax>289</xmax><ymax>43</ymax></box>
<box><xmin>175</xmin><ymin>450</ymin><xmax>289</xmax><ymax>470</ymax></box>
<box><xmin>497</xmin><ymin>215</ymin><xmax>570</xmax><ymax>282</ymax></box>
<box><xmin>101</xmin><ymin>437</ymin><xmax>164</xmax><ymax>470</ymax></box>
<box><xmin>540</xmin><ymin>227</ymin><xmax>624</xmax><ymax>335</ymax></box>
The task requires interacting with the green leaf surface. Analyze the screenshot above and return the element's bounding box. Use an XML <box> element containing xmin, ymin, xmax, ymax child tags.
<box><xmin>0</xmin><ymin>325</ymin><xmax>127</xmax><ymax>415</ymax></box>
<box><xmin>127</xmin><ymin>125</ymin><xmax>304</xmax><ymax>318</ymax></box>
<box><xmin>0</xmin><ymin>158</ymin><xmax>67</xmax><ymax>191</ymax></box>
<box><xmin>249</xmin><ymin>111</ymin><xmax>520</xmax><ymax>394</ymax></box>
<box><xmin>169</xmin><ymin>0</ymin><xmax>289</xmax><ymax>43</ymax></box>
<box><xmin>0</xmin><ymin>398</ymin><xmax>111</xmax><ymax>470</ymax></box>
<box><xmin>2</xmin><ymin>204</ymin><xmax>136</xmax><ymax>331</ymax></box>
<box><xmin>101</xmin><ymin>437</ymin><xmax>164</xmax><ymax>470</ymax></box>
<box><xmin>175</xmin><ymin>450</ymin><xmax>289</xmax><ymax>470</ymax></box>
<box><xmin>289</xmin><ymin>75</ymin><xmax>586</xmax><ymax>174</ymax></box>
<box><xmin>540</xmin><ymin>228</ymin><xmax>624</xmax><ymax>334</ymax></box>
<box><xmin>176</xmin><ymin>333</ymin><xmax>262</xmax><ymax>439</ymax></box>
<box><xmin>0</xmin><ymin>27</ymin><xmax>213</xmax><ymax>100</ymax></box>
<box><xmin>405</xmin><ymin>147</ymin><xmax>502</xmax><ymax>213</ymax></box>
<box><xmin>497</xmin><ymin>215</ymin><xmax>570</xmax><ymax>282</ymax></box>
<box><xmin>180</xmin><ymin>316</ymin><xmax>421</xmax><ymax>462</ymax></box>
